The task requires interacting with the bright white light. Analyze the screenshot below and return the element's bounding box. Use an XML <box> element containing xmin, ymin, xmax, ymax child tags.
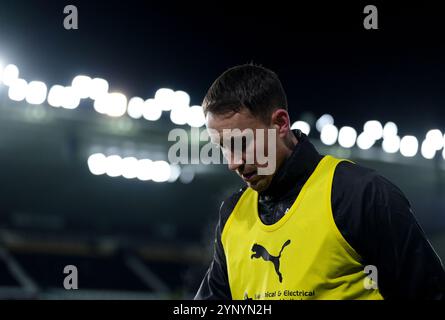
<box><xmin>364</xmin><ymin>120</ymin><xmax>383</xmax><ymax>140</ymax></box>
<box><xmin>171</xmin><ymin>90</ymin><xmax>190</xmax><ymax>110</ymax></box>
<box><xmin>187</xmin><ymin>105</ymin><xmax>206</xmax><ymax>127</ymax></box>
<box><xmin>26</xmin><ymin>81</ymin><xmax>47</xmax><ymax>105</ymax></box>
<box><xmin>357</xmin><ymin>132</ymin><xmax>375</xmax><ymax>150</ymax></box>
<box><xmin>143</xmin><ymin>98</ymin><xmax>162</xmax><ymax>121</ymax></box>
<box><xmin>105</xmin><ymin>155</ymin><xmax>123</xmax><ymax>177</ymax></box>
<box><xmin>0</xmin><ymin>62</ymin><xmax>4</xmax><ymax>83</ymax></box>
<box><xmin>106</xmin><ymin>92</ymin><xmax>127</xmax><ymax>117</ymax></box>
<box><xmin>61</xmin><ymin>86</ymin><xmax>80</xmax><ymax>109</ymax></box>
<box><xmin>136</xmin><ymin>159</ymin><xmax>153</xmax><ymax>181</ymax></box>
<box><xmin>47</xmin><ymin>85</ymin><xmax>65</xmax><ymax>107</ymax></box>
<box><xmin>8</xmin><ymin>78</ymin><xmax>28</xmax><ymax>101</ymax></box>
<box><xmin>2</xmin><ymin>64</ymin><xmax>19</xmax><ymax>86</ymax></box>
<box><xmin>316</xmin><ymin>114</ymin><xmax>334</xmax><ymax>132</ymax></box>
<box><xmin>127</xmin><ymin>97</ymin><xmax>145</xmax><ymax>119</ymax></box>
<box><xmin>338</xmin><ymin>126</ymin><xmax>357</xmax><ymax>148</ymax></box>
<box><xmin>383</xmin><ymin>122</ymin><xmax>398</xmax><ymax>138</ymax></box>
<box><xmin>88</xmin><ymin>154</ymin><xmax>179</xmax><ymax>183</ymax></box>
<box><xmin>154</xmin><ymin>88</ymin><xmax>175</xmax><ymax>111</ymax></box>
<box><xmin>170</xmin><ymin>105</ymin><xmax>189</xmax><ymax>125</ymax></box>
<box><xmin>151</xmin><ymin>161</ymin><xmax>171</xmax><ymax>183</ymax></box>
<box><xmin>421</xmin><ymin>140</ymin><xmax>436</xmax><ymax>160</ymax></box>
<box><xmin>89</xmin><ymin>78</ymin><xmax>109</xmax><ymax>100</ymax></box>
<box><xmin>94</xmin><ymin>94</ymin><xmax>108</xmax><ymax>114</ymax></box>
<box><xmin>168</xmin><ymin>164</ymin><xmax>181</xmax><ymax>182</ymax></box>
<box><xmin>170</xmin><ymin>91</ymin><xmax>191</xmax><ymax>125</ymax></box>
<box><xmin>179</xmin><ymin>167</ymin><xmax>195</xmax><ymax>184</ymax></box>
<box><xmin>425</xmin><ymin>129</ymin><xmax>443</xmax><ymax>150</ymax></box>
<box><xmin>320</xmin><ymin>124</ymin><xmax>338</xmax><ymax>146</ymax></box>
<box><xmin>400</xmin><ymin>136</ymin><xmax>418</xmax><ymax>157</ymax></box>
<box><xmin>291</xmin><ymin>121</ymin><xmax>311</xmax><ymax>135</ymax></box>
<box><xmin>72</xmin><ymin>75</ymin><xmax>92</xmax><ymax>99</ymax></box>
<box><xmin>382</xmin><ymin>135</ymin><xmax>400</xmax><ymax>153</ymax></box>
<box><xmin>94</xmin><ymin>92</ymin><xmax>127</xmax><ymax>117</ymax></box>
<box><xmin>443</xmin><ymin>148</ymin><xmax>445</xmax><ymax>160</ymax></box>
<box><xmin>88</xmin><ymin>153</ymin><xmax>107</xmax><ymax>175</ymax></box>
<box><xmin>121</xmin><ymin>157</ymin><xmax>139</xmax><ymax>179</ymax></box>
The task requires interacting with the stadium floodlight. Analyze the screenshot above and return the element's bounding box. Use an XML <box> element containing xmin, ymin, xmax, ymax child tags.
<box><xmin>72</xmin><ymin>75</ymin><xmax>92</xmax><ymax>99</ymax></box>
<box><xmin>291</xmin><ymin>121</ymin><xmax>311</xmax><ymax>135</ymax></box>
<box><xmin>151</xmin><ymin>161</ymin><xmax>172</xmax><ymax>183</ymax></box>
<box><xmin>89</xmin><ymin>77</ymin><xmax>109</xmax><ymax>100</ymax></box>
<box><xmin>171</xmin><ymin>90</ymin><xmax>190</xmax><ymax>111</ymax></box>
<box><xmin>168</xmin><ymin>164</ymin><xmax>182</xmax><ymax>182</ymax></box>
<box><xmin>2</xmin><ymin>64</ymin><xmax>19</xmax><ymax>86</ymax></box>
<box><xmin>425</xmin><ymin>129</ymin><xmax>444</xmax><ymax>151</ymax></box>
<box><xmin>93</xmin><ymin>93</ymin><xmax>108</xmax><ymax>114</ymax></box>
<box><xmin>154</xmin><ymin>88</ymin><xmax>175</xmax><ymax>111</ymax></box>
<box><xmin>106</xmin><ymin>92</ymin><xmax>127</xmax><ymax>117</ymax></box>
<box><xmin>26</xmin><ymin>81</ymin><xmax>47</xmax><ymax>105</ymax></box>
<box><xmin>136</xmin><ymin>159</ymin><xmax>153</xmax><ymax>181</ymax></box>
<box><xmin>421</xmin><ymin>140</ymin><xmax>436</xmax><ymax>160</ymax></box>
<box><xmin>338</xmin><ymin>126</ymin><xmax>357</xmax><ymax>148</ymax></box>
<box><xmin>61</xmin><ymin>86</ymin><xmax>80</xmax><ymax>109</ymax></box>
<box><xmin>400</xmin><ymin>135</ymin><xmax>419</xmax><ymax>157</ymax></box>
<box><xmin>0</xmin><ymin>61</ymin><xmax>4</xmax><ymax>83</ymax></box>
<box><xmin>127</xmin><ymin>97</ymin><xmax>145</xmax><ymax>119</ymax></box>
<box><xmin>187</xmin><ymin>105</ymin><xmax>206</xmax><ymax>128</ymax></box>
<box><xmin>8</xmin><ymin>78</ymin><xmax>28</xmax><ymax>101</ymax></box>
<box><xmin>363</xmin><ymin>120</ymin><xmax>383</xmax><ymax>140</ymax></box>
<box><xmin>121</xmin><ymin>157</ymin><xmax>139</xmax><ymax>179</ymax></box>
<box><xmin>170</xmin><ymin>104</ymin><xmax>189</xmax><ymax>126</ymax></box>
<box><xmin>316</xmin><ymin>114</ymin><xmax>334</xmax><ymax>132</ymax></box>
<box><xmin>88</xmin><ymin>153</ymin><xmax>107</xmax><ymax>175</ymax></box>
<box><xmin>383</xmin><ymin>122</ymin><xmax>398</xmax><ymax>138</ymax></box>
<box><xmin>442</xmin><ymin>133</ymin><xmax>445</xmax><ymax>151</ymax></box>
<box><xmin>170</xmin><ymin>90</ymin><xmax>191</xmax><ymax>125</ymax></box>
<box><xmin>105</xmin><ymin>155</ymin><xmax>123</xmax><ymax>177</ymax></box>
<box><xmin>47</xmin><ymin>85</ymin><xmax>65</xmax><ymax>107</ymax></box>
<box><xmin>179</xmin><ymin>166</ymin><xmax>195</xmax><ymax>184</ymax></box>
<box><xmin>382</xmin><ymin>135</ymin><xmax>401</xmax><ymax>153</ymax></box>
<box><xmin>357</xmin><ymin>132</ymin><xmax>375</xmax><ymax>150</ymax></box>
<box><xmin>143</xmin><ymin>98</ymin><xmax>163</xmax><ymax>121</ymax></box>
<box><xmin>320</xmin><ymin>124</ymin><xmax>338</xmax><ymax>146</ymax></box>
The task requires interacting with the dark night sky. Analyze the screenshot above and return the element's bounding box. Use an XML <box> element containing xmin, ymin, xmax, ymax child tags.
<box><xmin>1</xmin><ymin>0</ymin><xmax>444</xmax><ymax>135</ymax></box>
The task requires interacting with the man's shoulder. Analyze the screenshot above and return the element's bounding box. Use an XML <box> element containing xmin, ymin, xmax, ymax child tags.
<box><xmin>218</xmin><ymin>186</ymin><xmax>248</xmax><ymax>229</ymax></box>
<box><xmin>334</xmin><ymin>160</ymin><xmax>385</xmax><ymax>190</ymax></box>
<box><xmin>333</xmin><ymin>159</ymin><xmax>404</xmax><ymax>204</ymax></box>
<box><xmin>335</xmin><ymin>159</ymin><xmax>377</xmax><ymax>180</ymax></box>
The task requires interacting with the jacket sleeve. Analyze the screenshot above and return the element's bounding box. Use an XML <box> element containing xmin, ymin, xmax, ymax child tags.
<box><xmin>194</xmin><ymin>216</ymin><xmax>232</xmax><ymax>300</ymax></box>
<box><xmin>332</xmin><ymin>162</ymin><xmax>445</xmax><ymax>299</ymax></box>
<box><xmin>194</xmin><ymin>188</ymin><xmax>246</xmax><ymax>300</ymax></box>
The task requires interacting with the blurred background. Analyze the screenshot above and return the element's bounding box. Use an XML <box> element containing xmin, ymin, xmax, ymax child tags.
<box><xmin>0</xmin><ymin>0</ymin><xmax>444</xmax><ymax>299</ymax></box>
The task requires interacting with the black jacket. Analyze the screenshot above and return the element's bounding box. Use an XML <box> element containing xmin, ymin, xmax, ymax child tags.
<box><xmin>195</xmin><ymin>130</ymin><xmax>445</xmax><ymax>300</ymax></box>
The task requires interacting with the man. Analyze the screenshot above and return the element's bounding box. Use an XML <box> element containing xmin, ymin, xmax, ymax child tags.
<box><xmin>195</xmin><ymin>64</ymin><xmax>445</xmax><ymax>300</ymax></box>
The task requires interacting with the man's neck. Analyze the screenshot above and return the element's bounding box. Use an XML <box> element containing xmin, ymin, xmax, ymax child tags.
<box><xmin>282</xmin><ymin>130</ymin><xmax>299</xmax><ymax>162</ymax></box>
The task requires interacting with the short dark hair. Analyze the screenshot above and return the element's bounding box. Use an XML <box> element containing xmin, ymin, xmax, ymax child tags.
<box><xmin>202</xmin><ymin>64</ymin><xmax>288</xmax><ymax>123</ymax></box>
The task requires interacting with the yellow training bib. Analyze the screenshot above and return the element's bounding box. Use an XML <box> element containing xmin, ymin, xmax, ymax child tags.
<box><xmin>221</xmin><ymin>155</ymin><xmax>383</xmax><ymax>300</ymax></box>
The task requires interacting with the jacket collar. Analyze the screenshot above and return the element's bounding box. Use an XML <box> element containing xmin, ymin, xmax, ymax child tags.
<box><xmin>260</xmin><ymin>129</ymin><xmax>323</xmax><ymax>199</ymax></box>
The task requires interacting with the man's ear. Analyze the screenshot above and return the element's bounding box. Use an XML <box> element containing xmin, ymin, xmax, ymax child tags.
<box><xmin>270</xmin><ymin>109</ymin><xmax>291</xmax><ymax>138</ymax></box>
